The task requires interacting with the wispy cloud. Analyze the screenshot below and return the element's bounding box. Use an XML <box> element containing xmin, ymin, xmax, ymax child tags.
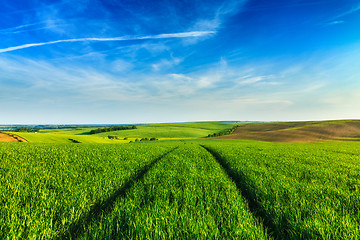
<box><xmin>0</xmin><ymin>31</ymin><xmax>215</xmax><ymax>53</ymax></box>
<box><xmin>152</xmin><ymin>58</ymin><xmax>182</xmax><ymax>72</ymax></box>
<box><xmin>0</xmin><ymin>20</ymin><xmax>66</xmax><ymax>34</ymax></box>
<box><xmin>0</xmin><ymin>22</ymin><xmax>42</xmax><ymax>32</ymax></box>
<box><xmin>238</xmin><ymin>76</ymin><xmax>270</xmax><ymax>85</ymax></box>
<box><xmin>191</xmin><ymin>0</ymin><xmax>246</xmax><ymax>32</ymax></box>
<box><xmin>1</xmin><ymin>42</ymin><xmax>360</xmax><ymax>123</ymax></box>
<box><xmin>332</xmin><ymin>3</ymin><xmax>360</xmax><ymax>20</ymax></box>
<box><xmin>327</xmin><ymin>20</ymin><xmax>345</xmax><ymax>25</ymax></box>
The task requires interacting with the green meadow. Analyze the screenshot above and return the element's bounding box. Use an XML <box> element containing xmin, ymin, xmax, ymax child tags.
<box><xmin>1</xmin><ymin>121</ymin><xmax>360</xmax><ymax>239</ymax></box>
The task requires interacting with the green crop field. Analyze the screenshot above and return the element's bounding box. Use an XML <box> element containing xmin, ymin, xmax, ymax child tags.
<box><xmin>0</xmin><ymin>142</ymin><xmax>177</xmax><ymax>239</ymax></box>
<box><xmin>1</xmin><ymin>121</ymin><xmax>360</xmax><ymax>239</ymax></box>
<box><xmin>202</xmin><ymin>140</ymin><xmax>360</xmax><ymax>239</ymax></box>
<box><xmin>7</xmin><ymin>122</ymin><xmax>237</xmax><ymax>143</ymax></box>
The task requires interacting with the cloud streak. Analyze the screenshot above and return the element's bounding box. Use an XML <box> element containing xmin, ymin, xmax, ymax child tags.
<box><xmin>0</xmin><ymin>22</ymin><xmax>42</xmax><ymax>32</ymax></box>
<box><xmin>0</xmin><ymin>31</ymin><xmax>215</xmax><ymax>53</ymax></box>
<box><xmin>329</xmin><ymin>3</ymin><xmax>360</xmax><ymax>21</ymax></box>
<box><xmin>327</xmin><ymin>20</ymin><xmax>345</xmax><ymax>25</ymax></box>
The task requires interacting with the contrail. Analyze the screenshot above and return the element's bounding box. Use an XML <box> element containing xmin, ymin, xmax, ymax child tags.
<box><xmin>0</xmin><ymin>31</ymin><xmax>215</xmax><ymax>53</ymax></box>
<box><xmin>0</xmin><ymin>23</ymin><xmax>41</xmax><ymax>32</ymax></box>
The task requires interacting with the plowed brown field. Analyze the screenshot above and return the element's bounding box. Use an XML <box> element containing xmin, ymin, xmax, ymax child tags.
<box><xmin>0</xmin><ymin>133</ymin><xmax>27</xmax><ymax>142</ymax></box>
<box><xmin>217</xmin><ymin>120</ymin><xmax>360</xmax><ymax>142</ymax></box>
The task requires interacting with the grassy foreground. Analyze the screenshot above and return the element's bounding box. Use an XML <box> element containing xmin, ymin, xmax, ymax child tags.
<box><xmin>1</xmin><ymin>139</ymin><xmax>360</xmax><ymax>239</ymax></box>
<box><xmin>79</xmin><ymin>145</ymin><xmax>268</xmax><ymax>239</ymax></box>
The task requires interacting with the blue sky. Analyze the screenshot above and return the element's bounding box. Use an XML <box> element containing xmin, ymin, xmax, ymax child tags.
<box><xmin>0</xmin><ymin>0</ymin><xmax>359</xmax><ymax>124</ymax></box>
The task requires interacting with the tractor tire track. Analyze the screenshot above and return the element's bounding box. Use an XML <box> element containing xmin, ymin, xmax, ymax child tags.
<box><xmin>56</xmin><ymin>146</ymin><xmax>179</xmax><ymax>240</ymax></box>
<box><xmin>201</xmin><ymin>145</ymin><xmax>287</xmax><ymax>240</ymax></box>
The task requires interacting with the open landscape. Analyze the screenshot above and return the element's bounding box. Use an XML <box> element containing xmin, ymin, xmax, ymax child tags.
<box><xmin>1</xmin><ymin>120</ymin><xmax>360</xmax><ymax>239</ymax></box>
<box><xmin>1</xmin><ymin>0</ymin><xmax>360</xmax><ymax>239</ymax></box>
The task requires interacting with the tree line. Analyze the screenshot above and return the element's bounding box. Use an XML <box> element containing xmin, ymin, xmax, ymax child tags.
<box><xmin>89</xmin><ymin>125</ymin><xmax>137</xmax><ymax>134</ymax></box>
<box><xmin>14</xmin><ymin>127</ymin><xmax>39</xmax><ymax>132</ymax></box>
<box><xmin>207</xmin><ymin>125</ymin><xmax>239</xmax><ymax>138</ymax></box>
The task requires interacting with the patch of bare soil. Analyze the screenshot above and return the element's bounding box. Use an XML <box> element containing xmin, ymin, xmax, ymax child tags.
<box><xmin>0</xmin><ymin>133</ymin><xmax>28</xmax><ymax>142</ymax></box>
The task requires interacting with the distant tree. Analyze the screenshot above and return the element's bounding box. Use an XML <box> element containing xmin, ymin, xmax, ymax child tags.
<box><xmin>14</xmin><ymin>127</ymin><xmax>38</xmax><ymax>132</ymax></box>
<box><xmin>89</xmin><ymin>125</ymin><xmax>137</xmax><ymax>134</ymax></box>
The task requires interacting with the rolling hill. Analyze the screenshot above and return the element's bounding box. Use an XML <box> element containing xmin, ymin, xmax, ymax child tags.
<box><xmin>5</xmin><ymin>122</ymin><xmax>236</xmax><ymax>143</ymax></box>
<box><xmin>217</xmin><ymin>120</ymin><xmax>360</xmax><ymax>142</ymax></box>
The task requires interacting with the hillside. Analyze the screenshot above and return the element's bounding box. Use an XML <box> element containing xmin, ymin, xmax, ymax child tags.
<box><xmin>217</xmin><ymin>120</ymin><xmax>360</xmax><ymax>142</ymax></box>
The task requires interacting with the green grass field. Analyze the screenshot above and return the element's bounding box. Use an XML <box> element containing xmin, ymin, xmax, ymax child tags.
<box><xmin>1</xmin><ymin>121</ymin><xmax>360</xmax><ymax>239</ymax></box>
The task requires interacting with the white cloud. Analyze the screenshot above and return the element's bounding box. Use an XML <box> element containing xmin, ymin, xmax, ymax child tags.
<box><xmin>231</xmin><ymin>98</ymin><xmax>293</xmax><ymax>106</ymax></box>
<box><xmin>151</xmin><ymin>58</ymin><xmax>182</xmax><ymax>72</ymax></box>
<box><xmin>327</xmin><ymin>20</ymin><xmax>345</xmax><ymax>25</ymax></box>
<box><xmin>1</xmin><ymin>40</ymin><xmax>360</xmax><ymax>123</ymax></box>
<box><xmin>192</xmin><ymin>0</ymin><xmax>247</xmax><ymax>32</ymax></box>
<box><xmin>238</xmin><ymin>76</ymin><xmax>266</xmax><ymax>85</ymax></box>
<box><xmin>0</xmin><ymin>56</ymin><xmax>130</xmax><ymax>101</ymax></box>
<box><xmin>0</xmin><ymin>22</ymin><xmax>42</xmax><ymax>33</ymax></box>
<box><xmin>168</xmin><ymin>73</ymin><xmax>192</xmax><ymax>81</ymax></box>
<box><xmin>111</xmin><ymin>59</ymin><xmax>133</xmax><ymax>72</ymax></box>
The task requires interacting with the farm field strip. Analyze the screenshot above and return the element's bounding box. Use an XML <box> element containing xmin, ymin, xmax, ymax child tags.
<box><xmin>78</xmin><ymin>144</ymin><xmax>269</xmax><ymax>239</ymax></box>
<box><xmin>202</xmin><ymin>141</ymin><xmax>360</xmax><ymax>239</ymax></box>
<box><xmin>6</xmin><ymin>131</ymin><xmax>118</xmax><ymax>144</ymax></box>
<box><xmin>0</xmin><ymin>143</ymin><xmax>177</xmax><ymax>239</ymax></box>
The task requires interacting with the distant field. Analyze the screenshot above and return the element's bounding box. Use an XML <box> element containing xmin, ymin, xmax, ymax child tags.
<box><xmin>6</xmin><ymin>122</ymin><xmax>237</xmax><ymax>143</ymax></box>
<box><xmin>7</xmin><ymin>120</ymin><xmax>360</xmax><ymax>144</ymax></box>
<box><xmin>95</xmin><ymin>122</ymin><xmax>237</xmax><ymax>140</ymax></box>
<box><xmin>217</xmin><ymin>120</ymin><xmax>360</xmax><ymax>142</ymax></box>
